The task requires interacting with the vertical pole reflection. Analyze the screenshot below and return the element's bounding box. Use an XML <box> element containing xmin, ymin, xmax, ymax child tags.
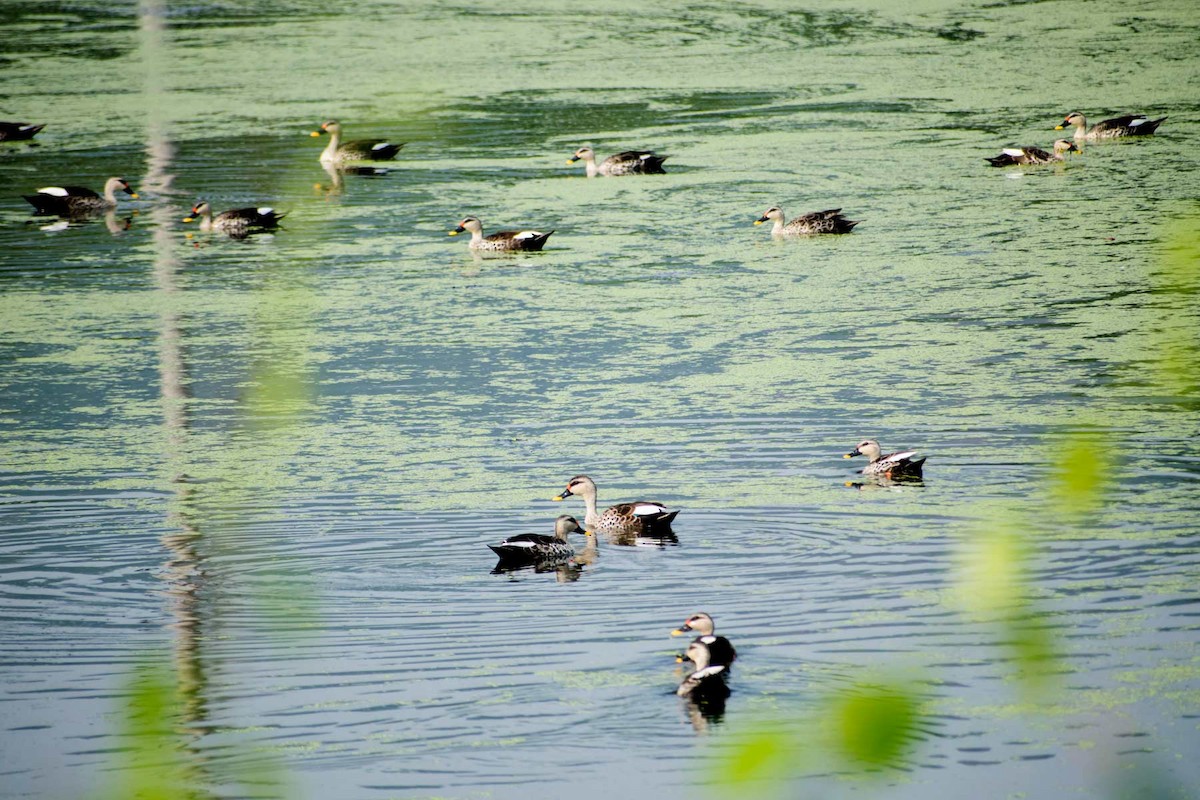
<box><xmin>139</xmin><ymin>0</ymin><xmax>213</xmax><ymax>783</ymax></box>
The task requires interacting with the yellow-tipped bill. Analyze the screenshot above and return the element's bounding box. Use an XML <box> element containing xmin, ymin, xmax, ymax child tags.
<box><xmin>843</xmin><ymin>453</ymin><xmax>852</xmax><ymax>459</ymax></box>
<box><xmin>182</xmin><ymin>217</ymin><xmax>194</xmax><ymax>223</ymax></box>
<box><xmin>1054</xmin><ymin>125</ymin><xmax>1065</xmax><ymax>130</ymax></box>
<box><xmin>129</xmin><ymin>193</ymin><xmax>139</xmax><ymax>199</ymax></box>
<box><xmin>670</xmin><ymin>629</ymin><xmax>685</xmax><ymax>637</ymax></box>
<box><xmin>310</xmin><ymin>131</ymin><xmax>321</xmax><ymax>137</ymax></box>
<box><xmin>552</xmin><ymin>494</ymin><xmax>565</xmax><ymax>501</ymax></box>
<box><xmin>448</xmin><ymin>230</ymin><xmax>459</xmax><ymax>236</ymax></box>
<box><xmin>753</xmin><ymin>219</ymin><xmax>764</xmax><ymax>225</ymax></box>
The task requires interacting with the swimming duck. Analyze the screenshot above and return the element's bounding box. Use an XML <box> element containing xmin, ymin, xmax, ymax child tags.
<box><xmin>1055</xmin><ymin>112</ymin><xmax>1166</xmax><ymax>140</ymax></box>
<box><xmin>552</xmin><ymin>474</ymin><xmax>678</xmax><ymax>537</ymax></box>
<box><xmin>488</xmin><ymin>514</ymin><xmax>589</xmax><ymax>564</ymax></box>
<box><xmin>310</xmin><ymin>120</ymin><xmax>404</xmax><ymax>165</ymax></box>
<box><xmin>754</xmin><ymin>206</ymin><xmax>859</xmax><ymax>236</ymax></box>
<box><xmin>844</xmin><ymin>439</ymin><xmax>926</xmax><ymax>478</ymax></box>
<box><xmin>0</xmin><ymin>121</ymin><xmax>45</xmax><ymax>141</ymax></box>
<box><xmin>23</xmin><ymin>177</ymin><xmax>138</xmax><ymax>216</ymax></box>
<box><xmin>449</xmin><ymin>216</ymin><xmax>554</xmax><ymax>251</ymax></box>
<box><xmin>566</xmin><ymin>147</ymin><xmax>668</xmax><ymax>177</ymax></box>
<box><xmin>672</xmin><ymin>612</ymin><xmax>737</xmax><ymax>667</ymax></box>
<box><xmin>986</xmin><ymin>139</ymin><xmax>1078</xmax><ymax>167</ymax></box>
<box><xmin>676</xmin><ymin>638</ymin><xmax>732</xmax><ymax>700</ymax></box>
<box><xmin>182</xmin><ymin>202</ymin><xmax>286</xmax><ymax>236</ymax></box>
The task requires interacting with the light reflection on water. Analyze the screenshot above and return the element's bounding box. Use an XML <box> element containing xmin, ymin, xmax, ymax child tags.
<box><xmin>1</xmin><ymin>0</ymin><xmax>1199</xmax><ymax>798</ymax></box>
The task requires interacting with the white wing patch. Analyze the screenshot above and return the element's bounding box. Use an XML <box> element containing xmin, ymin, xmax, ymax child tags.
<box><xmin>371</xmin><ymin>142</ymin><xmax>393</xmax><ymax>150</ymax></box>
<box><xmin>1129</xmin><ymin>117</ymin><xmax>1148</xmax><ymax>126</ymax></box>
<box><xmin>257</xmin><ymin>207</ymin><xmax>273</xmax><ymax>215</ymax></box>
<box><xmin>691</xmin><ymin>666</ymin><xmax>726</xmax><ymax>679</ymax></box>
<box><xmin>38</xmin><ymin>187</ymin><xmax>69</xmax><ymax>196</ymax></box>
<box><xmin>882</xmin><ymin>450</ymin><xmax>917</xmax><ymax>463</ymax></box>
<box><xmin>1002</xmin><ymin>148</ymin><xmax>1025</xmax><ymax>157</ymax></box>
<box><xmin>502</xmin><ymin>540</ymin><xmax>536</xmax><ymax>549</ymax></box>
<box><xmin>632</xmin><ymin>503</ymin><xmax>666</xmax><ymax>516</ymax></box>
<box><xmin>20</xmin><ymin>125</ymin><xmax>38</xmax><ymax>131</ymax></box>
<box><xmin>514</xmin><ymin>231</ymin><xmax>541</xmax><ymax>239</ymax></box>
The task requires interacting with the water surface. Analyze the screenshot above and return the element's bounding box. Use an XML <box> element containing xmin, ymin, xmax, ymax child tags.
<box><xmin>1</xmin><ymin>1</ymin><xmax>1198</xmax><ymax>798</ymax></box>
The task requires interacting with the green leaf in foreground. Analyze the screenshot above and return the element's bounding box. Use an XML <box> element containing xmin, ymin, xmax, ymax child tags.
<box><xmin>828</xmin><ymin>681</ymin><xmax>922</xmax><ymax>768</ymax></box>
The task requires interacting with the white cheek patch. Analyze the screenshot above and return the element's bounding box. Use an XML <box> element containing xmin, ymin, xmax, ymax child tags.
<box><xmin>1002</xmin><ymin>149</ymin><xmax>1025</xmax><ymax>157</ymax></box>
<box><xmin>371</xmin><ymin>142</ymin><xmax>393</xmax><ymax>150</ymax></box>
<box><xmin>632</xmin><ymin>503</ymin><xmax>665</xmax><ymax>516</ymax></box>
<box><xmin>38</xmin><ymin>187</ymin><xmax>69</xmax><ymax>196</ymax></box>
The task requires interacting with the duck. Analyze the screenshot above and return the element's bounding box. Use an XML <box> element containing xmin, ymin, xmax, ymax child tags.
<box><xmin>310</xmin><ymin>120</ymin><xmax>404</xmax><ymax>165</ymax></box>
<box><xmin>488</xmin><ymin>514</ymin><xmax>589</xmax><ymax>564</ymax></box>
<box><xmin>566</xmin><ymin>147</ymin><xmax>668</xmax><ymax>177</ymax></box>
<box><xmin>0</xmin><ymin>121</ymin><xmax>46</xmax><ymax>141</ymax></box>
<box><xmin>754</xmin><ymin>206</ymin><xmax>859</xmax><ymax>236</ymax></box>
<box><xmin>986</xmin><ymin>139</ymin><xmax>1078</xmax><ymax>167</ymax></box>
<box><xmin>1055</xmin><ymin>112</ymin><xmax>1166</xmax><ymax>140</ymax></box>
<box><xmin>23</xmin><ymin>177</ymin><xmax>138</xmax><ymax>216</ymax></box>
<box><xmin>182</xmin><ymin>202</ymin><xmax>286</xmax><ymax>236</ymax></box>
<box><xmin>844</xmin><ymin>439</ymin><xmax>926</xmax><ymax>478</ymax></box>
<box><xmin>672</xmin><ymin>612</ymin><xmax>737</xmax><ymax>668</ymax></box>
<box><xmin>676</xmin><ymin>638</ymin><xmax>732</xmax><ymax>700</ymax></box>
<box><xmin>449</xmin><ymin>216</ymin><xmax>554</xmax><ymax>251</ymax></box>
<box><xmin>552</xmin><ymin>474</ymin><xmax>678</xmax><ymax>538</ymax></box>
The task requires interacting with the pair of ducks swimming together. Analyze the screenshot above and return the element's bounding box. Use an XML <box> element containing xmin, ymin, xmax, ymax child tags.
<box><xmin>985</xmin><ymin>110</ymin><xmax>1166</xmax><ymax>167</ymax></box>
<box><xmin>489</xmin><ymin>439</ymin><xmax>925</xmax><ymax>565</ymax></box>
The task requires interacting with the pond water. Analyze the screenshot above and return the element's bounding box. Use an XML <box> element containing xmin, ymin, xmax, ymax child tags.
<box><xmin>1</xmin><ymin>0</ymin><xmax>1198</xmax><ymax>798</ymax></box>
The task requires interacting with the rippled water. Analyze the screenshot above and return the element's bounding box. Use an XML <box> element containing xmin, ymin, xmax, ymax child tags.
<box><xmin>2</xmin><ymin>1</ymin><xmax>1198</xmax><ymax>798</ymax></box>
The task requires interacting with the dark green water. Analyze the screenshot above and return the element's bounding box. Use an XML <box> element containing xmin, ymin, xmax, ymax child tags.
<box><xmin>1</xmin><ymin>1</ymin><xmax>1198</xmax><ymax>798</ymax></box>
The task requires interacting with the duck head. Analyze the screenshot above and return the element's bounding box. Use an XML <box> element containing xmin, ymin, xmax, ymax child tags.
<box><xmin>553</xmin><ymin>474</ymin><xmax>596</xmax><ymax>502</ymax></box>
<box><xmin>684</xmin><ymin>639</ymin><xmax>713</xmax><ymax>671</ymax></box>
<box><xmin>1053</xmin><ymin>139</ymin><xmax>1079</xmax><ymax>155</ymax></box>
<box><xmin>754</xmin><ymin>206</ymin><xmax>784</xmax><ymax>226</ymax></box>
<box><xmin>553</xmin><ymin>514</ymin><xmax>589</xmax><ymax>538</ymax></box>
<box><xmin>844</xmin><ymin>439</ymin><xmax>882</xmax><ymax>461</ymax></box>
<box><xmin>182</xmin><ymin>201</ymin><xmax>210</xmax><ymax>223</ymax></box>
<box><xmin>672</xmin><ymin>612</ymin><xmax>716</xmax><ymax>638</ymax></box>
<box><xmin>1056</xmin><ymin>112</ymin><xmax>1085</xmax><ymax>131</ymax></box>
<box><xmin>567</xmin><ymin>146</ymin><xmax>595</xmax><ymax>165</ymax></box>
<box><xmin>449</xmin><ymin>216</ymin><xmax>482</xmax><ymax>236</ymax></box>
<box><xmin>311</xmin><ymin>119</ymin><xmax>341</xmax><ymax>137</ymax></box>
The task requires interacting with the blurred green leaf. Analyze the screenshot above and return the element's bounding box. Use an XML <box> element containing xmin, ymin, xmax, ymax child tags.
<box><xmin>715</xmin><ymin>725</ymin><xmax>795</xmax><ymax>788</ymax></box>
<box><xmin>1153</xmin><ymin>212</ymin><xmax>1200</xmax><ymax>401</ymax></box>
<box><xmin>827</xmin><ymin>681</ymin><xmax>922</xmax><ymax>769</ymax></box>
<box><xmin>1048</xmin><ymin>430</ymin><xmax>1114</xmax><ymax>518</ymax></box>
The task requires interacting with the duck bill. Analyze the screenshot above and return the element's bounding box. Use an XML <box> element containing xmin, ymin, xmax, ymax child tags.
<box><xmin>310</xmin><ymin>130</ymin><xmax>323</xmax><ymax>137</ymax></box>
<box><xmin>182</xmin><ymin>217</ymin><xmax>194</xmax><ymax>223</ymax></box>
<box><xmin>566</xmin><ymin>157</ymin><xmax>580</xmax><ymax>164</ymax></box>
<box><xmin>753</xmin><ymin>216</ymin><xmax>768</xmax><ymax>225</ymax></box>
<box><xmin>671</xmin><ymin>626</ymin><xmax>692</xmax><ymax>637</ymax></box>
<box><xmin>552</xmin><ymin>488</ymin><xmax>573</xmax><ymax>502</ymax></box>
<box><xmin>125</xmin><ymin>188</ymin><xmax>139</xmax><ymax>198</ymax></box>
<box><xmin>844</xmin><ymin>449</ymin><xmax>861</xmax><ymax>459</ymax></box>
<box><xmin>1054</xmin><ymin>123</ymin><xmax>1066</xmax><ymax>130</ymax></box>
<box><xmin>448</xmin><ymin>226</ymin><xmax>465</xmax><ymax>236</ymax></box>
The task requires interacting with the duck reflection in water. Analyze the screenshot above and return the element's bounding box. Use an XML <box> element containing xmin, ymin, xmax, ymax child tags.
<box><xmin>676</xmin><ymin>638</ymin><xmax>731</xmax><ymax>728</ymax></box>
<box><xmin>37</xmin><ymin>209</ymin><xmax>134</xmax><ymax>235</ymax></box>
<box><xmin>314</xmin><ymin>162</ymin><xmax>392</xmax><ymax>197</ymax></box>
<box><xmin>489</xmin><ymin>515</ymin><xmax>596</xmax><ymax>581</ymax></box>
